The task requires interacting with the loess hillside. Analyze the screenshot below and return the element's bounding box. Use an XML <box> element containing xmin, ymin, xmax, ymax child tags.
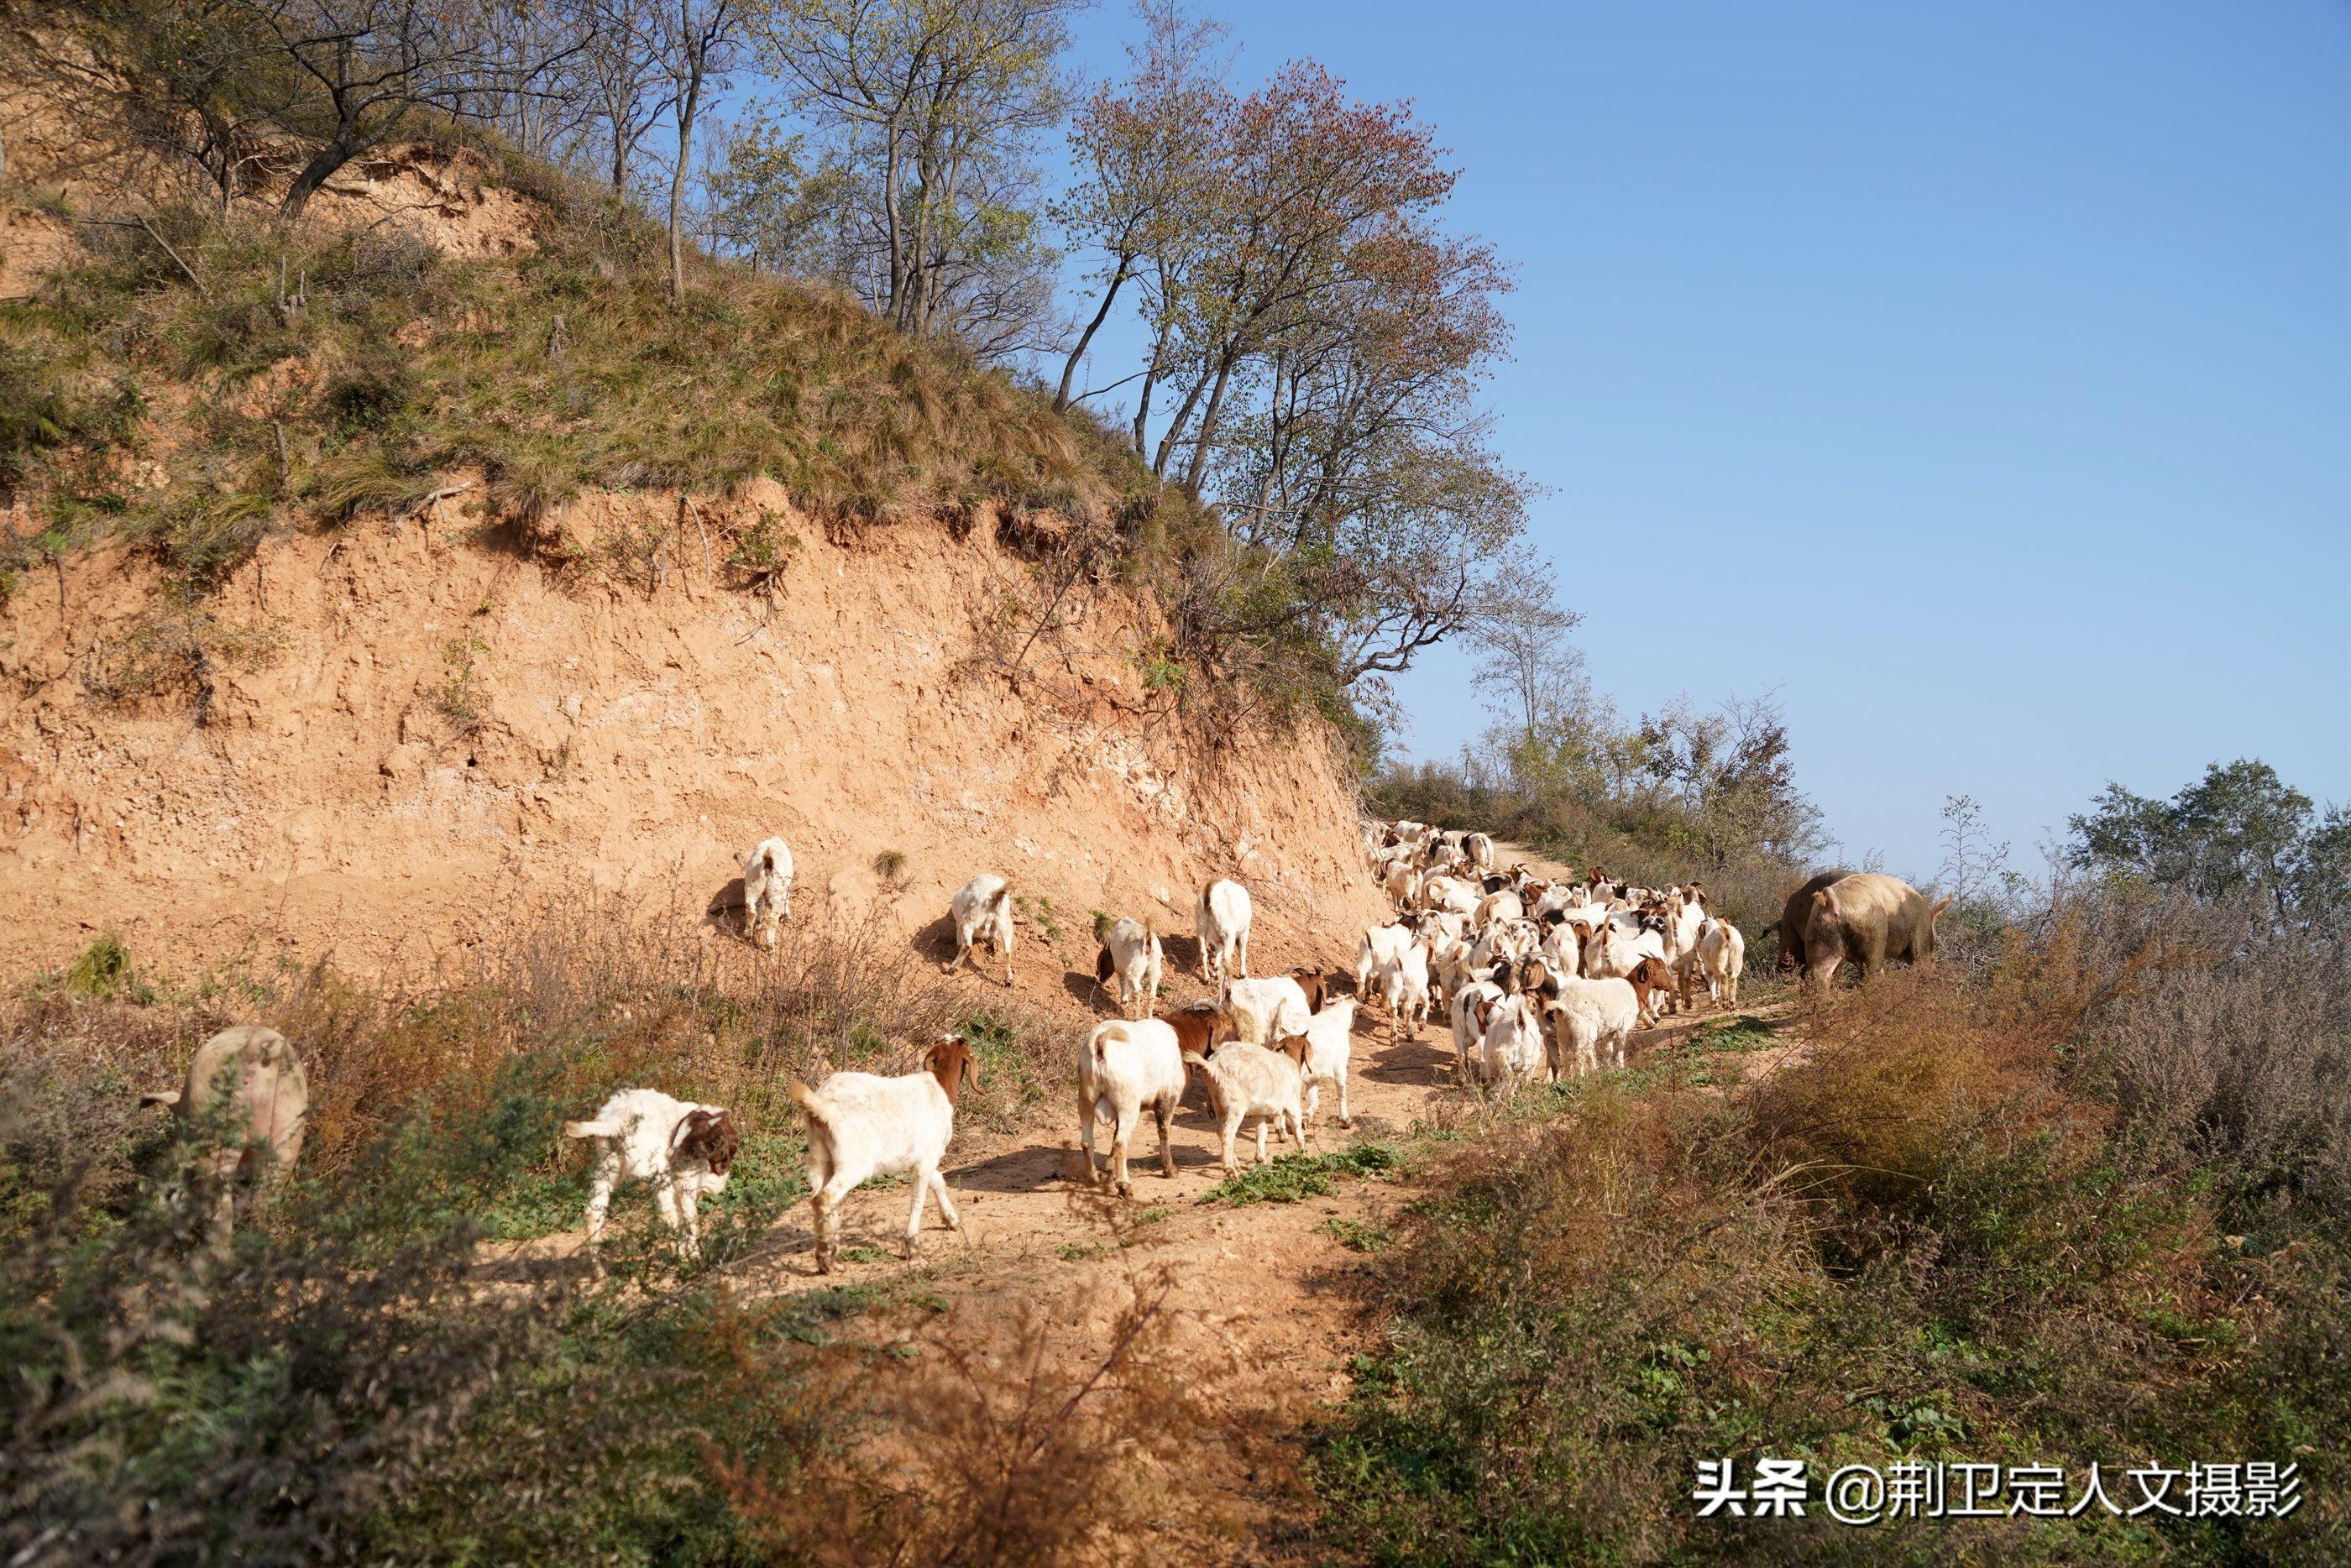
<box><xmin>0</xmin><ymin>75</ymin><xmax>1384</xmax><ymax>987</ymax></box>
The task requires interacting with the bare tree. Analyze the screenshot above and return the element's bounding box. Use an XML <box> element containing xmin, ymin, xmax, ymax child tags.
<box><xmin>652</xmin><ymin>0</ymin><xmax>746</xmax><ymax>303</ymax></box>
<box><xmin>1050</xmin><ymin>0</ymin><xmax>1229</xmax><ymax>410</ymax></box>
<box><xmin>1469</xmin><ymin>578</ymin><xmax>1585</xmax><ymax>743</ymax></box>
<box><xmin>755</xmin><ymin>0</ymin><xmax>1081</xmax><ymax>337</ymax></box>
<box><xmin>238</xmin><ymin>0</ymin><xmax>584</xmax><ymax>222</ymax></box>
<box><xmin>576</xmin><ymin>0</ymin><xmax>673</xmax><ymax>196</ymax></box>
<box><xmin>461</xmin><ymin>0</ymin><xmax>603</xmax><ymax>163</ymax></box>
<box><xmin>49</xmin><ymin>2</ymin><xmax>281</xmax><ymax>212</ymax></box>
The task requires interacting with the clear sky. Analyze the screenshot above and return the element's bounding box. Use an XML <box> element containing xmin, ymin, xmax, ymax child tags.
<box><xmin>1055</xmin><ymin>1</ymin><xmax>2351</xmax><ymax>879</ymax></box>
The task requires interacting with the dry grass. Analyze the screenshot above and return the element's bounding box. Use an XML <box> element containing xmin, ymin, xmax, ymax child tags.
<box><xmin>4</xmin><ymin>172</ymin><xmax>1195</xmax><ymax>602</ymax></box>
<box><xmin>1312</xmin><ymin>886</ymin><xmax>2351</xmax><ymax>1562</ymax></box>
<box><xmin>0</xmin><ymin>902</ymin><xmax>1178</xmax><ymax>1563</ymax></box>
<box><xmin>725</xmin><ymin>1260</ymin><xmax>1244</xmax><ymax>1565</ymax></box>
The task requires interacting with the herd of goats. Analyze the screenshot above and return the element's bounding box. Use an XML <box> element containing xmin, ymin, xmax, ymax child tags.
<box><xmin>137</xmin><ymin>818</ymin><xmax>1965</xmax><ymax>1274</ymax></box>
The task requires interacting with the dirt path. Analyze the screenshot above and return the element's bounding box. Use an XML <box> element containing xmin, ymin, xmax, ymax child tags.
<box><xmin>574</xmin><ymin>843</ymin><xmax>1798</xmax><ymax>1558</ymax></box>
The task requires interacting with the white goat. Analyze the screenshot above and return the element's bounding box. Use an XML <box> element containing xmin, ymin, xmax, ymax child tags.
<box><xmin>1357</xmin><ymin>918</ymin><xmax>1419</xmax><ymax>998</ymax></box>
<box><xmin>1475</xmin><ymin>992</ymin><xmax>1550</xmax><ymax>1086</ymax></box>
<box><xmin>790</xmin><ymin>1035</ymin><xmax>978</xmax><ymax>1273</ymax></box>
<box><xmin>1196</xmin><ymin>878</ymin><xmax>1254</xmax><ymax>996</ymax></box>
<box><xmin>741</xmin><ymin>836</ymin><xmax>794</xmax><ymax>948</ymax></box>
<box><xmin>1584</xmin><ymin>914</ymin><xmax>1668</xmax><ymax>981</ymax></box>
<box><xmin>1381</xmin><ymin>855</ymin><xmax>1422</xmax><ymax>912</ymax></box>
<box><xmin>1450</xmin><ymin>975</ymin><xmax>1505</xmax><ymax>1075</ymax></box>
<box><xmin>1094</xmin><ymin>916</ymin><xmax>1164</xmax><ymax>1020</ymax></box>
<box><xmin>1078</xmin><ymin>1009</ymin><xmax>1234</xmax><ymax>1194</ymax></box>
<box><xmin>1419</xmin><ymin>875</ymin><xmax>1480</xmax><ymax>916</ymax></box>
<box><xmin>947</xmin><ymin>872</ymin><xmax>1016</xmax><ymax>985</ymax></box>
<box><xmin>1463</xmin><ymin>831</ymin><xmax>1496</xmax><ymax>874</ymax></box>
<box><xmin>1374</xmin><ymin>940</ymin><xmax>1432</xmax><ymax>1040</ymax></box>
<box><xmin>1657</xmin><ymin>889</ymin><xmax>1708</xmax><ymax>1014</ymax></box>
<box><xmin>566</xmin><ymin>1089</ymin><xmax>741</xmax><ymax>1262</ymax></box>
<box><xmin>1226</xmin><ymin>974</ymin><xmax>1317</xmax><ymax>1046</ymax></box>
<box><xmin>1279</xmin><ymin>996</ymin><xmax>1359</xmax><ymax>1129</ymax></box>
<box><xmin>1699</xmin><ymin>917</ymin><xmax>1747</xmax><ymax>1006</ymax></box>
<box><xmin>1427</xmin><ymin>930</ymin><xmax>1478</xmax><ymax>1002</ymax></box>
<box><xmin>1473</xmin><ymin>889</ymin><xmax>1526</xmax><ymax>933</ymax></box>
<box><xmin>1543</xmin><ymin>977</ymin><xmax>1642</xmax><ymax>1077</ymax></box>
<box><xmin>1182</xmin><ymin>1039</ymin><xmax>1311</xmax><ymax>1177</ymax></box>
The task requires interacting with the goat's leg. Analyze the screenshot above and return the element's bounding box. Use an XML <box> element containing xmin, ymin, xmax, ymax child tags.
<box><xmin>903</xmin><ymin>1168</ymin><xmax>930</xmax><ymax>1257</ymax></box>
<box><xmin>1338</xmin><ymin>1067</ymin><xmax>1352</xmax><ymax>1129</ymax></box>
<box><xmin>810</xmin><ymin>1178</ymin><xmax>853</xmax><ymax>1273</ymax></box>
<box><xmin>583</xmin><ymin>1158</ymin><xmax>618</xmax><ymax>1250</ymax></box>
<box><xmin>1078</xmin><ymin>1089</ymin><xmax>1102</xmax><ymax>1186</ymax></box>
<box><xmin>926</xmin><ymin>1165</ymin><xmax>961</xmax><ymax>1232</ymax></box>
<box><xmin>654</xmin><ymin>1181</ymin><xmax>692</xmax><ymax>1260</ymax></box>
<box><xmin>1154</xmin><ymin>1100</ymin><xmax>1176</xmax><ymax>1178</ymax></box>
<box><xmin>1110</xmin><ymin>1105</ymin><xmax>1140</xmax><ymax>1196</ymax></box>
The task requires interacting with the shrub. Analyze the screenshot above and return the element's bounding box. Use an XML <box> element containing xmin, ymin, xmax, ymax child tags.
<box><xmin>0</xmin><ymin>902</ymin><xmax>1119</xmax><ymax>1561</ymax></box>
<box><xmin>1311</xmin><ymin>887</ymin><xmax>2351</xmax><ymax>1563</ymax></box>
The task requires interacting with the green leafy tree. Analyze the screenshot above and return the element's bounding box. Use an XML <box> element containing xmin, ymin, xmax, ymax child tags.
<box><xmin>2068</xmin><ymin>758</ymin><xmax>2347</xmax><ymax>933</ymax></box>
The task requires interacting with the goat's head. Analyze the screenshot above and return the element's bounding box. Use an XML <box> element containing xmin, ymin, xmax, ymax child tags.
<box><xmin>1291</xmin><ymin>967</ymin><xmax>1329</xmax><ymax>1015</ymax></box>
<box><xmin>672</xmin><ymin>1108</ymin><xmax>741</xmax><ymax>1176</ymax></box>
<box><xmin>924</xmin><ymin>1033</ymin><xmax>982</xmax><ymax>1105</ymax></box>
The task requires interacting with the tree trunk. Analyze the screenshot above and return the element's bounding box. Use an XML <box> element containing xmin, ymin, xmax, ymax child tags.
<box><xmin>280</xmin><ymin>132</ymin><xmax>359</xmax><ymax>222</ymax></box>
<box><xmin>882</xmin><ymin>123</ymin><xmax>907</xmax><ymax>328</ymax></box>
<box><xmin>1182</xmin><ymin>353</ymin><xmax>1237</xmax><ymax>494</ymax></box>
<box><xmin>1055</xmin><ymin>257</ymin><xmax>1133</xmax><ymax>411</ymax></box>
<box><xmin>668</xmin><ymin>71</ymin><xmax>699</xmax><ymax>304</ymax></box>
<box><xmin>1151</xmin><ymin>357</ymin><xmax>1219</xmax><ymax>479</ymax></box>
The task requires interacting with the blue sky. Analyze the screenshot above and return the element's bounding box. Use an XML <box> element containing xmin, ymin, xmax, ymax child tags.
<box><xmin>1047</xmin><ymin>1</ymin><xmax>2350</xmax><ymax>880</ymax></box>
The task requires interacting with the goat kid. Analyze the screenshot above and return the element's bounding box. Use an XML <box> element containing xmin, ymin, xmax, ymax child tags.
<box><xmin>791</xmin><ymin>1035</ymin><xmax>979</xmax><ymax>1273</ymax></box>
<box><xmin>567</xmin><ymin>1090</ymin><xmax>742</xmax><ymax>1264</ymax></box>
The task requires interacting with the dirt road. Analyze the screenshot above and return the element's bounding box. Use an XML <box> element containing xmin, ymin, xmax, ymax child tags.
<box><xmin>664</xmin><ymin>842</ymin><xmax>1799</xmax><ymax>1557</ymax></box>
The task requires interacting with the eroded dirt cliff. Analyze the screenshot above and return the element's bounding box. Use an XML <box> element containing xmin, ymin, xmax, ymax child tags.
<box><xmin>0</xmin><ymin>488</ymin><xmax>1386</xmax><ymax>984</ymax></box>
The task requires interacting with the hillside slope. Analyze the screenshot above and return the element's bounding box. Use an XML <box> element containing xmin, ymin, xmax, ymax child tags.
<box><xmin>0</xmin><ymin>486</ymin><xmax>1384</xmax><ymax>980</ymax></box>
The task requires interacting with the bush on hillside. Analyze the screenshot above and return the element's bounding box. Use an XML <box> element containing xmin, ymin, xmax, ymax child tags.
<box><xmin>1312</xmin><ymin>883</ymin><xmax>2351</xmax><ymax>1563</ymax></box>
<box><xmin>0</xmin><ymin>905</ymin><xmax>1200</xmax><ymax>1562</ymax></box>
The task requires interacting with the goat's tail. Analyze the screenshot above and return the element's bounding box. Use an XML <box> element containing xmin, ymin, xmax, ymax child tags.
<box><xmin>1089</xmin><ymin>1022</ymin><xmax>1137</xmax><ymax>1070</ymax></box>
<box><xmin>786</xmin><ymin>1077</ymin><xmax>830</xmax><ymax>1125</ymax></box>
<box><xmin>564</xmin><ymin>1118</ymin><xmax>620</xmax><ymax>1140</ymax></box>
